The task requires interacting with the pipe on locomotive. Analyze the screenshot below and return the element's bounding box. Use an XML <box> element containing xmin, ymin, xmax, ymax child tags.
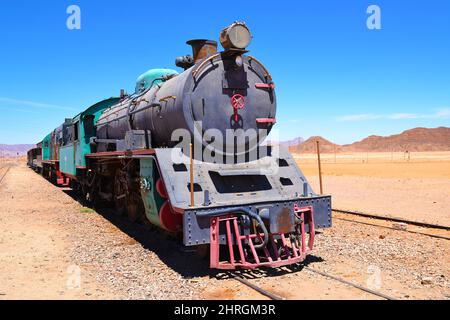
<box><xmin>196</xmin><ymin>206</ymin><xmax>269</xmax><ymax>249</ymax></box>
<box><xmin>176</xmin><ymin>21</ymin><xmax>252</xmax><ymax>68</ymax></box>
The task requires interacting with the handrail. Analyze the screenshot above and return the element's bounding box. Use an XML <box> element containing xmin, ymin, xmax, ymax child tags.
<box><xmin>248</xmin><ymin>56</ymin><xmax>273</xmax><ymax>81</ymax></box>
<box><xmin>192</xmin><ymin>53</ymin><xmax>221</xmax><ymax>79</ymax></box>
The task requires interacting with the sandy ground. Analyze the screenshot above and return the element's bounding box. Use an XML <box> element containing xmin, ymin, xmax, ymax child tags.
<box><xmin>0</xmin><ymin>161</ymin><xmax>115</xmax><ymax>299</ymax></box>
<box><xmin>1</xmin><ymin>161</ymin><xmax>373</xmax><ymax>300</ymax></box>
<box><xmin>0</xmin><ymin>160</ymin><xmax>205</xmax><ymax>300</ymax></box>
<box><xmin>0</xmin><ymin>157</ymin><xmax>448</xmax><ymax>300</ymax></box>
<box><xmin>295</xmin><ymin>152</ymin><xmax>450</xmax><ymax>226</ymax></box>
<box><xmin>0</xmin><ymin>163</ymin><xmax>373</xmax><ymax>299</ymax></box>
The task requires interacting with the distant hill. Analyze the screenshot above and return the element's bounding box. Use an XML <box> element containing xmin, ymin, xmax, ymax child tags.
<box><xmin>287</xmin><ymin>127</ymin><xmax>450</xmax><ymax>153</ymax></box>
<box><xmin>2</xmin><ymin>127</ymin><xmax>449</xmax><ymax>157</ymax></box>
<box><xmin>0</xmin><ymin>144</ymin><xmax>35</xmax><ymax>157</ymax></box>
<box><xmin>279</xmin><ymin>137</ymin><xmax>304</xmax><ymax>147</ymax></box>
<box><xmin>289</xmin><ymin>136</ymin><xmax>341</xmax><ymax>153</ymax></box>
<box><xmin>343</xmin><ymin>127</ymin><xmax>450</xmax><ymax>152</ymax></box>
<box><xmin>265</xmin><ymin>137</ymin><xmax>304</xmax><ymax>147</ymax></box>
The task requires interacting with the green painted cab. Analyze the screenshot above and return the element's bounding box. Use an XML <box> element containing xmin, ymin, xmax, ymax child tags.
<box><xmin>60</xmin><ymin>97</ymin><xmax>120</xmax><ymax>176</ymax></box>
<box><xmin>59</xmin><ymin>144</ymin><xmax>75</xmax><ymax>175</ymax></box>
<box><xmin>42</xmin><ymin>134</ymin><xmax>52</xmax><ymax>161</ymax></box>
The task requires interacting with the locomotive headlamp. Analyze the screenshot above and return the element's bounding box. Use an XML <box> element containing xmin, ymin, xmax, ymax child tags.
<box><xmin>220</xmin><ymin>22</ymin><xmax>252</xmax><ymax>50</ymax></box>
<box><xmin>235</xmin><ymin>55</ymin><xmax>243</xmax><ymax>67</ymax></box>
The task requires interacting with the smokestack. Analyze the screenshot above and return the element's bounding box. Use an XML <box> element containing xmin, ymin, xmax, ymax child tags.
<box><xmin>186</xmin><ymin>39</ymin><xmax>218</xmax><ymax>63</ymax></box>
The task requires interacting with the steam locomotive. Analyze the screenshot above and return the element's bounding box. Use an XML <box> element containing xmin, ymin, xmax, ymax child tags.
<box><xmin>27</xmin><ymin>22</ymin><xmax>332</xmax><ymax>269</ymax></box>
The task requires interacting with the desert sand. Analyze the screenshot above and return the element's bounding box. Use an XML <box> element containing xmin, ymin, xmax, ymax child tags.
<box><xmin>1</xmin><ymin>157</ymin><xmax>448</xmax><ymax>300</ymax></box>
<box><xmin>295</xmin><ymin>151</ymin><xmax>450</xmax><ymax>226</ymax></box>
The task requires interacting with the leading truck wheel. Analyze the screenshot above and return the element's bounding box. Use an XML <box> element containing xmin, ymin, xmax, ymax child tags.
<box><xmin>126</xmin><ymin>194</ymin><xmax>141</xmax><ymax>223</ymax></box>
<box><xmin>114</xmin><ymin>170</ymin><xmax>127</xmax><ymax>216</ymax></box>
<box><xmin>114</xmin><ymin>170</ymin><xmax>127</xmax><ymax>215</ymax></box>
<box><xmin>114</xmin><ymin>168</ymin><xmax>145</xmax><ymax>223</ymax></box>
<box><xmin>159</xmin><ymin>201</ymin><xmax>182</xmax><ymax>233</ymax></box>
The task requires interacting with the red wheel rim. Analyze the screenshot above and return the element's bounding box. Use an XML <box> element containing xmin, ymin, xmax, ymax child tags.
<box><xmin>156</xmin><ymin>178</ymin><xmax>168</xmax><ymax>199</ymax></box>
<box><xmin>159</xmin><ymin>201</ymin><xmax>182</xmax><ymax>233</ymax></box>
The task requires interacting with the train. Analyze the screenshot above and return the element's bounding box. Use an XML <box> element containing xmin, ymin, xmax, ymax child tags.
<box><xmin>27</xmin><ymin>22</ymin><xmax>332</xmax><ymax>269</ymax></box>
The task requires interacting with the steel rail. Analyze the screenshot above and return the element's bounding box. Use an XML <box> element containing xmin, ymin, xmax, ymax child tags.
<box><xmin>335</xmin><ymin>216</ymin><xmax>450</xmax><ymax>241</ymax></box>
<box><xmin>232</xmin><ymin>274</ymin><xmax>283</xmax><ymax>300</ymax></box>
<box><xmin>333</xmin><ymin>208</ymin><xmax>450</xmax><ymax>231</ymax></box>
<box><xmin>304</xmin><ymin>267</ymin><xmax>396</xmax><ymax>300</ymax></box>
<box><xmin>0</xmin><ymin>167</ymin><xmax>10</xmax><ymax>185</ymax></box>
<box><xmin>233</xmin><ymin>266</ymin><xmax>397</xmax><ymax>301</ymax></box>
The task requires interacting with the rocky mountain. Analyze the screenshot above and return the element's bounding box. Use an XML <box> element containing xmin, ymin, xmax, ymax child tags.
<box><xmin>265</xmin><ymin>137</ymin><xmax>304</xmax><ymax>147</ymax></box>
<box><xmin>287</xmin><ymin>127</ymin><xmax>450</xmax><ymax>153</ymax></box>
<box><xmin>0</xmin><ymin>144</ymin><xmax>35</xmax><ymax>157</ymax></box>
<box><xmin>342</xmin><ymin>127</ymin><xmax>450</xmax><ymax>152</ymax></box>
<box><xmin>2</xmin><ymin>127</ymin><xmax>449</xmax><ymax>157</ymax></box>
<box><xmin>279</xmin><ymin>137</ymin><xmax>304</xmax><ymax>147</ymax></box>
<box><xmin>289</xmin><ymin>136</ymin><xmax>341</xmax><ymax>153</ymax></box>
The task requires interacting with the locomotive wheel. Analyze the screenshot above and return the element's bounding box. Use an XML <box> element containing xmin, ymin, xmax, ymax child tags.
<box><xmin>126</xmin><ymin>194</ymin><xmax>140</xmax><ymax>223</ymax></box>
<box><xmin>159</xmin><ymin>201</ymin><xmax>183</xmax><ymax>232</ymax></box>
<box><xmin>83</xmin><ymin>184</ymin><xmax>98</xmax><ymax>208</ymax></box>
<box><xmin>114</xmin><ymin>168</ymin><xmax>145</xmax><ymax>223</ymax></box>
<box><xmin>114</xmin><ymin>170</ymin><xmax>127</xmax><ymax>216</ymax></box>
<box><xmin>85</xmin><ymin>191</ymin><xmax>96</xmax><ymax>206</ymax></box>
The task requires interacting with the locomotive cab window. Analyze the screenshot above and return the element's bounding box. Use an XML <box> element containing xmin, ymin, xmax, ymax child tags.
<box><xmin>83</xmin><ymin>115</ymin><xmax>95</xmax><ymax>137</ymax></box>
<box><xmin>63</xmin><ymin>126</ymin><xmax>71</xmax><ymax>145</ymax></box>
<box><xmin>73</xmin><ymin>122</ymin><xmax>79</xmax><ymax>142</ymax></box>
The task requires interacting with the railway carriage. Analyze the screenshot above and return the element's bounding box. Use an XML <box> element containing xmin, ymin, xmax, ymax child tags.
<box><xmin>27</xmin><ymin>22</ymin><xmax>332</xmax><ymax>269</ymax></box>
<box><xmin>41</xmin><ymin>127</ymin><xmax>65</xmax><ymax>184</ymax></box>
<box><xmin>27</xmin><ymin>143</ymin><xmax>42</xmax><ymax>173</ymax></box>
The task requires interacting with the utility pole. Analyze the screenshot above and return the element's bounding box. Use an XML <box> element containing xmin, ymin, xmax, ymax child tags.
<box><xmin>334</xmin><ymin>144</ymin><xmax>337</xmax><ymax>163</ymax></box>
<box><xmin>189</xmin><ymin>143</ymin><xmax>194</xmax><ymax>207</ymax></box>
<box><xmin>316</xmin><ymin>140</ymin><xmax>323</xmax><ymax>195</ymax></box>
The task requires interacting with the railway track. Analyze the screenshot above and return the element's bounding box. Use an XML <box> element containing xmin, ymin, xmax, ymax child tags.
<box><xmin>231</xmin><ymin>207</ymin><xmax>450</xmax><ymax>300</ymax></box>
<box><xmin>233</xmin><ymin>275</ymin><xmax>283</xmax><ymax>300</ymax></box>
<box><xmin>232</xmin><ymin>266</ymin><xmax>397</xmax><ymax>300</ymax></box>
<box><xmin>333</xmin><ymin>208</ymin><xmax>450</xmax><ymax>240</ymax></box>
<box><xmin>0</xmin><ymin>166</ymin><xmax>11</xmax><ymax>185</ymax></box>
<box><xmin>333</xmin><ymin>208</ymin><xmax>450</xmax><ymax>230</ymax></box>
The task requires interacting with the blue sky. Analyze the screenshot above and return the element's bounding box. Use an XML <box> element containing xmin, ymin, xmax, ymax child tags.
<box><xmin>0</xmin><ymin>0</ymin><xmax>449</xmax><ymax>144</ymax></box>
